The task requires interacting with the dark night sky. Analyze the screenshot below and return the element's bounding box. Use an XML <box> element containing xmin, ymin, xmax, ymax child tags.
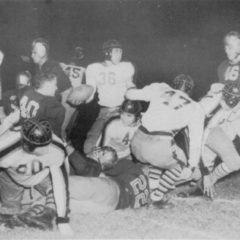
<box><xmin>1</xmin><ymin>0</ymin><xmax>240</xmax><ymax>98</ymax></box>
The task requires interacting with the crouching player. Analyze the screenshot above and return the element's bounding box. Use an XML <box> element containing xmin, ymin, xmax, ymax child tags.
<box><xmin>200</xmin><ymin>82</ymin><xmax>240</xmax><ymax>199</ymax></box>
<box><xmin>68</xmin><ymin>147</ymin><xmax>149</xmax><ymax>212</ymax></box>
<box><xmin>0</xmin><ymin>118</ymin><xmax>73</xmax><ymax>236</ymax></box>
<box><xmin>125</xmin><ymin>75</ymin><xmax>205</xmax><ymax>207</ymax></box>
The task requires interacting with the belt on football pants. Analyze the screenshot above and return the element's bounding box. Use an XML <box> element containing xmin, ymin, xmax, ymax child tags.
<box><xmin>139</xmin><ymin>125</ymin><xmax>173</xmax><ymax>137</ymax></box>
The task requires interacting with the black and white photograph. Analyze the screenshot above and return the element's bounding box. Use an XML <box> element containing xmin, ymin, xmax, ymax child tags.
<box><xmin>0</xmin><ymin>0</ymin><xmax>240</xmax><ymax>238</ymax></box>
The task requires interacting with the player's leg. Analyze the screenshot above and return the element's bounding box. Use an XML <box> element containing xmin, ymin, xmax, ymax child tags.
<box><xmin>205</xmin><ymin>127</ymin><xmax>240</xmax><ymax>185</ymax></box>
<box><xmin>0</xmin><ymin>171</ymin><xmax>24</xmax><ymax>214</ymax></box>
<box><xmin>69</xmin><ymin>176</ymin><xmax>120</xmax><ymax>213</ymax></box>
<box><xmin>151</xmin><ymin>164</ymin><xmax>182</xmax><ymax>202</ymax></box>
<box><xmin>83</xmin><ymin>107</ymin><xmax>119</xmax><ymax>154</ymax></box>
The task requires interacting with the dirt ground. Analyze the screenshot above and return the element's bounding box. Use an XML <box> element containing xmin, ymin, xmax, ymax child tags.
<box><xmin>1</xmin><ymin>171</ymin><xmax>240</xmax><ymax>239</ymax></box>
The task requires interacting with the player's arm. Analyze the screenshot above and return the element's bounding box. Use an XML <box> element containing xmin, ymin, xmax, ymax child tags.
<box><xmin>125</xmin><ymin>85</ymin><xmax>151</xmax><ymax>102</ymax></box>
<box><xmin>98</xmin><ymin>119</ymin><xmax>116</xmax><ymax>147</ymax></box>
<box><xmin>50</xmin><ymin>166</ymin><xmax>73</xmax><ymax>236</ymax></box>
<box><xmin>125</xmin><ymin>63</ymin><xmax>136</xmax><ymax>89</ymax></box>
<box><xmin>199</xmin><ymin>83</ymin><xmax>224</xmax><ymax>117</ymax></box>
<box><xmin>0</xmin><ymin>105</ymin><xmax>20</xmax><ymax>135</ymax></box>
<box><xmin>85</xmin><ymin>65</ymin><xmax>97</xmax><ymax>103</ymax></box>
<box><xmin>45</xmin><ymin>100</ymin><xmax>66</xmax><ymax>138</ymax></box>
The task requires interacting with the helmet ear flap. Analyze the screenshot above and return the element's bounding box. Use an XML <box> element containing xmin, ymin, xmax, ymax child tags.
<box><xmin>102</xmin><ymin>39</ymin><xmax>122</xmax><ymax>60</ymax></box>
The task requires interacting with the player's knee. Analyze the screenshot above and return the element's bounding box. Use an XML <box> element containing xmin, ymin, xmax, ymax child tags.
<box><xmin>224</xmin><ymin>157</ymin><xmax>240</xmax><ymax>172</ymax></box>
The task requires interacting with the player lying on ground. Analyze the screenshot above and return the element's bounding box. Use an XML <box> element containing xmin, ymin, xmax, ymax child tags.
<box><xmin>125</xmin><ymin>74</ymin><xmax>205</xmax><ymax>206</ymax></box>
<box><xmin>68</xmin><ymin>146</ymin><xmax>150</xmax><ymax>212</ymax></box>
<box><xmin>96</xmin><ymin>99</ymin><xmax>142</xmax><ymax>160</ymax></box>
<box><xmin>0</xmin><ymin>118</ymin><xmax>73</xmax><ymax>236</ymax></box>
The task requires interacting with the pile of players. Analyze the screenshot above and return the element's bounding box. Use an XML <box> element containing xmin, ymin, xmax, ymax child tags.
<box><xmin>0</xmin><ymin>30</ymin><xmax>240</xmax><ymax>236</ymax></box>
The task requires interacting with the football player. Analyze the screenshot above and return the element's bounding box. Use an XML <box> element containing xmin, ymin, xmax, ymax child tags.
<box><xmin>218</xmin><ymin>31</ymin><xmax>240</xmax><ymax>84</ymax></box>
<box><xmin>19</xmin><ymin>73</ymin><xmax>65</xmax><ymax>138</ymax></box>
<box><xmin>200</xmin><ymin>82</ymin><xmax>240</xmax><ymax>199</ymax></box>
<box><xmin>68</xmin><ymin>146</ymin><xmax>149</xmax><ymax>212</ymax></box>
<box><xmin>1</xmin><ymin>73</ymin><xmax>65</xmax><ymax>138</ymax></box>
<box><xmin>0</xmin><ymin>118</ymin><xmax>73</xmax><ymax>236</ymax></box>
<box><xmin>2</xmin><ymin>71</ymin><xmax>32</xmax><ymax>116</ymax></box>
<box><xmin>83</xmin><ymin>39</ymin><xmax>136</xmax><ymax>154</ymax></box>
<box><xmin>125</xmin><ymin>75</ymin><xmax>205</xmax><ymax>205</ymax></box>
<box><xmin>97</xmin><ymin>99</ymin><xmax>142</xmax><ymax>160</ymax></box>
<box><xmin>31</xmin><ymin>38</ymin><xmax>74</xmax><ymax>140</ymax></box>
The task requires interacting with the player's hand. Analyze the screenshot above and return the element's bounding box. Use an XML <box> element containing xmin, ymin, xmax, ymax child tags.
<box><xmin>203</xmin><ymin>175</ymin><xmax>215</xmax><ymax>199</ymax></box>
<box><xmin>58</xmin><ymin>223</ymin><xmax>74</xmax><ymax>236</ymax></box>
<box><xmin>0</xmin><ymin>50</ymin><xmax>4</xmax><ymax>66</ymax></box>
<box><xmin>210</xmin><ymin>83</ymin><xmax>224</xmax><ymax>93</ymax></box>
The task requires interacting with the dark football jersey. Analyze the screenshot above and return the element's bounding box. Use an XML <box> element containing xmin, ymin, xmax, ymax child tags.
<box><xmin>105</xmin><ymin>159</ymin><xmax>149</xmax><ymax>209</ymax></box>
<box><xmin>19</xmin><ymin>88</ymin><xmax>65</xmax><ymax>137</ymax></box>
<box><xmin>218</xmin><ymin>60</ymin><xmax>240</xmax><ymax>84</ymax></box>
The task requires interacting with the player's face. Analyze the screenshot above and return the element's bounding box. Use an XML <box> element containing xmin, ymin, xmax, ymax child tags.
<box><xmin>31</xmin><ymin>42</ymin><xmax>46</xmax><ymax>64</ymax></box>
<box><xmin>121</xmin><ymin>112</ymin><xmax>136</xmax><ymax>126</ymax></box>
<box><xmin>98</xmin><ymin>149</ymin><xmax>115</xmax><ymax>169</ymax></box>
<box><xmin>110</xmin><ymin>48</ymin><xmax>122</xmax><ymax>64</ymax></box>
<box><xmin>224</xmin><ymin>36</ymin><xmax>240</xmax><ymax>64</ymax></box>
<box><xmin>16</xmin><ymin>75</ymin><xmax>30</xmax><ymax>89</ymax></box>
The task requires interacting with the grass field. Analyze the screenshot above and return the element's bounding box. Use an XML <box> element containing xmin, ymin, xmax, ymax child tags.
<box><xmin>1</xmin><ymin>172</ymin><xmax>240</xmax><ymax>239</ymax></box>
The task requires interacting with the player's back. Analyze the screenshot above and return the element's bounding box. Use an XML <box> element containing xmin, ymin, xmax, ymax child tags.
<box><xmin>142</xmin><ymin>83</ymin><xmax>202</xmax><ymax>132</ymax></box>
<box><xmin>19</xmin><ymin>89</ymin><xmax>65</xmax><ymax>137</ymax></box>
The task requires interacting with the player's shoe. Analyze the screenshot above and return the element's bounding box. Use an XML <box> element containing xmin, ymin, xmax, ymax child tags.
<box><xmin>177</xmin><ymin>180</ymin><xmax>203</xmax><ymax>198</ymax></box>
<box><xmin>152</xmin><ymin>194</ymin><xmax>174</xmax><ymax>210</ymax></box>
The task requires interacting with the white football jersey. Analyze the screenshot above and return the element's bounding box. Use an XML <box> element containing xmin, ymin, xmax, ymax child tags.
<box><xmin>128</xmin><ymin>82</ymin><xmax>205</xmax><ymax>167</ymax></box>
<box><xmin>0</xmin><ymin>129</ymin><xmax>66</xmax><ymax>187</ymax></box>
<box><xmin>86</xmin><ymin>61</ymin><xmax>134</xmax><ymax>107</ymax></box>
<box><xmin>99</xmin><ymin>117</ymin><xmax>140</xmax><ymax>159</ymax></box>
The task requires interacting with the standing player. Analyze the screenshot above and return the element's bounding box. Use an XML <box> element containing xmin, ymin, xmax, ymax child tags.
<box><xmin>125</xmin><ymin>75</ymin><xmax>205</xmax><ymax>204</ymax></box>
<box><xmin>84</xmin><ymin>39</ymin><xmax>136</xmax><ymax>154</ymax></box>
<box><xmin>68</xmin><ymin>147</ymin><xmax>149</xmax><ymax>212</ymax></box>
<box><xmin>31</xmin><ymin>38</ymin><xmax>73</xmax><ymax>139</ymax></box>
<box><xmin>218</xmin><ymin>31</ymin><xmax>240</xmax><ymax>84</ymax></box>
<box><xmin>0</xmin><ymin>119</ymin><xmax>72</xmax><ymax>236</ymax></box>
<box><xmin>97</xmin><ymin>99</ymin><xmax>142</xmax><ymax>160</ymax></box>
<box><xmin>200</xmin><ymin>82</ymin><xmax>240</xmax><ymax>198</ymax></box>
